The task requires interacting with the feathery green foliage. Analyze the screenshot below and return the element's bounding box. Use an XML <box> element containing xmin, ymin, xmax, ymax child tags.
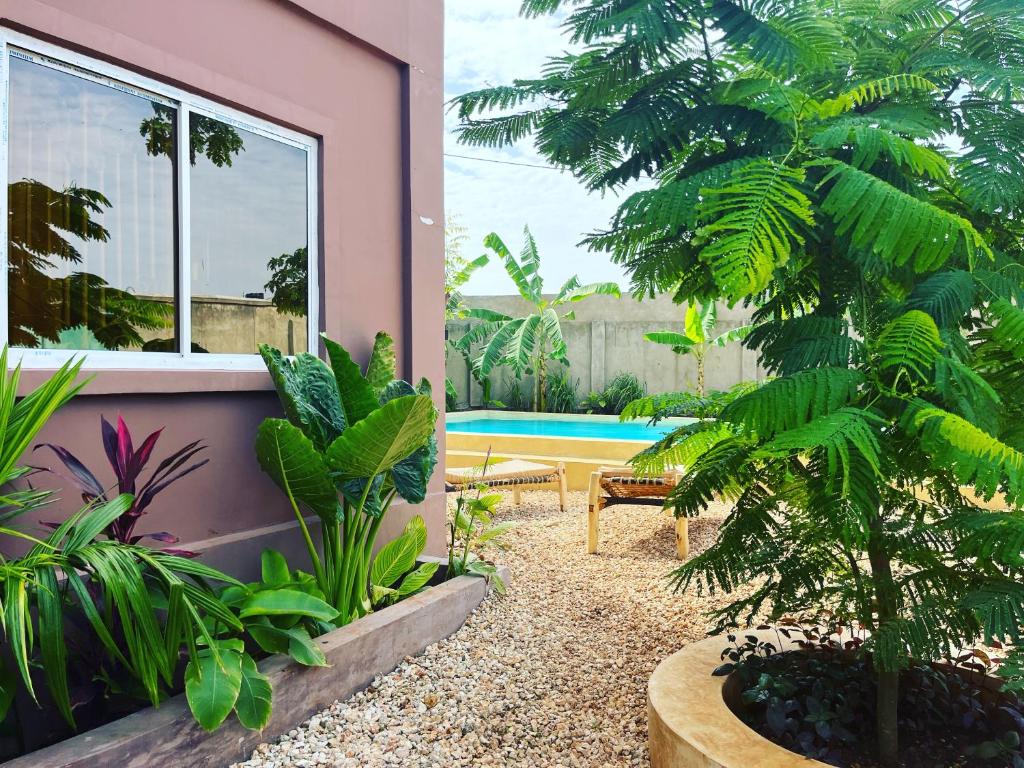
<box><xmin>454</xmin><ymin>1</ymin><xmax>1024</xmax><ymax>763</ymax></box>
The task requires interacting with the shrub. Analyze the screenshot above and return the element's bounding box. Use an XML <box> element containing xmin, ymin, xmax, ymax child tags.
<box><xmin>545</xmin><ymin>371</ymin><xmax>580</xmax><ymax>414</ymax></box>
<box><xmin>583</xmin><ymin>372</ymin><xmax>646</xmax><ymax>415</ymax></box>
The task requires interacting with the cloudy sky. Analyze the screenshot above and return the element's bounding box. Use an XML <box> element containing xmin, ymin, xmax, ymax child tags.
<box><xmin>444</xmin><ymin>0</ymin><xmax>637</xmax><ymax>296</ymax></box>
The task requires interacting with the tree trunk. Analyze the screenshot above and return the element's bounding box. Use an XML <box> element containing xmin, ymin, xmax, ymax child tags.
<box><xmin>535</xmin><ymin>353</ymin><xmax>546</xmax><ymax>413</ymax></box>
<box><xmin>867</xmin><ymin>527</ymin><xmax>900</xmax><ymax>767</ymax></box>
<box><xmin>696</xmin><ymin>349</ymin><xmax>705</xmax><ymax>397</ymax></box>
<box><xmin>876</xmin><ymin>668</ymin><xmax>899</xmax><ymax>767</ymax></box>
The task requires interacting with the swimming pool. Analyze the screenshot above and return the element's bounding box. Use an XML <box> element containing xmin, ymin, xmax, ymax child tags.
<box><xmin>446</xmin><ymin>416</ymin><xmax>673</xmax><ymax>442</ymax></box>
<box><xmin>445</xmin><ymin>411</ymin><xmax>693</xmax><ymax>490</ymax></box>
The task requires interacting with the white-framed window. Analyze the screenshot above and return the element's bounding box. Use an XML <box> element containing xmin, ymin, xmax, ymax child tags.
<box><xmin>0</xmin><ymin>30</ymin><xmax>319</xmax><ymax>370</ymax></box>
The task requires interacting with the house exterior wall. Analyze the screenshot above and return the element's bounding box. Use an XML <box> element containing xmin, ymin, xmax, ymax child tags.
<box><xmin>0</xmin><ymin>0</ymin><xmax>446</xmax><ymax>570</ymax></box>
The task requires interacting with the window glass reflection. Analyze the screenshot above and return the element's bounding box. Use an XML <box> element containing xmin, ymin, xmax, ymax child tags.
<box><xmin>7</xmin><ymin>54</ymin><xmax>177</xmax><ymax>351</ymax></box>
<box><xmin>189</xmin><ymin>116</ymin><xmax>308</xmax><ymax>355</ymax></box>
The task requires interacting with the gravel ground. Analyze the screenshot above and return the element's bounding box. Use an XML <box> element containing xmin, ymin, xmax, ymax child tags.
<box><xmin>236</xmin><ymin>490</ymin><xmax>734</xmax><ymax>768</ymax></box>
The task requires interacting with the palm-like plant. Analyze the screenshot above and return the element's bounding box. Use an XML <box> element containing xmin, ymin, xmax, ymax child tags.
<box><xmin>0</xmin><ymin>351</ymin><xmax>253</xmax><ymax>732</ymax></box>
<box><xmin>456</xmin><ymin>226</ymin><xmax>619</xmax><ymax>412</ymax></box>
<box><xmin>454</xmin><ymin>1</ymin><xmax>1024</xmax><ymax>764</ymax></box>
<box><xmin>645</xmin><ymin>303</ymin><xmax>751</xmax><ymax>396</ymax></box>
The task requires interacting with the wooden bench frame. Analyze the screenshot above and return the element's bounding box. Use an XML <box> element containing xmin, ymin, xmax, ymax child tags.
<box><xmin>446</xmin><ymin>460</ymin><xmax>569</xmax><ymax>512</ymax></box>
<box><xmin>587</xmin><ymin>467</ymin><xmax>689</xmax><ymax>559</ymax></box>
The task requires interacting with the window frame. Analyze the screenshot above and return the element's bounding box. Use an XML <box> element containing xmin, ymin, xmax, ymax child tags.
<box><xmin>0</xmin><ymin>30</ymin><xmax>320</xmax><ymax>371</ymax></box>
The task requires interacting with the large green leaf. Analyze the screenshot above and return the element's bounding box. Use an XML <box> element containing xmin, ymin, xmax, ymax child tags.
<box><xmin>697</xmin><ymin>159</ymin><xmax>814</xmax><ymax>302</ymax></box>
<box><xmin>326</xmin><ymin>395</ymin><xmax>436</xmax><ymax>481</ymax></box>
<box><xmin>185</xmin><ymin>645</ymin><xmax>243</xmax><ymax>732</ymax></box>
<box><xmin>380</xmin><ymin>381</ymin><xmax>439</xmax><ymax>503</ymax></box>
<box><xmin>818</xmin><ymin>161</ymin><xmax>991</xmax><ymax>271</ymax></box>
<box><xmin>875</xmin><ymin>310</ymin><xmax>944</xmax><ymax>384</ymax></box>
<box><xmin>365</xmin><ymin>332</ymin><xmax>397</xmax><ymax>397</ymax></box>
<box><xmin>259</xmin><ymin>346</ymin><xmax>344</xmax><ymax>451</ymax></box>
<box><xmin>235</xmin><ymin>654</ymin><xmax>273</xmax><ymax>731</ymax></box>
<box><xmin>322</xmin><ymin>335</ymin><xmax>380</xmax><ymax>426</ymax></box>
<box><xmin>371</xmin><ymin>516</ymin><xmax>427</xmax><ymax>589</ymax></box>
<box><xmin>260</xmin><ymin>549</ymin><xmax>290</xmax><ymax>586</ymax></box>
<box><xmin>645</xmin><ymin>330</ymin><xmax>697</xmax><ymax>354</ymax></box>
<box><xmin>484</xmin><ymin>230</ymin><xmax>542</xmax><ymax>304</ymax></box>
<box><xmin>390</xmin><ymin>434</ymin><xmax>438</xmax><ymax>504</ymax></box>
<box><xmin>255</xmin><ymin>419</ymin><xmax>339</xmax><ymax>521</ymax></box>
<box><xmin>397</xmin><ymin>561</ymin><xmax>439</xmax><ymax>596</ymax></box>
<box><xmin>478</xmin><ymin>317</ymin><xmax>526</xmax><ymax>376</ymax></box>
<box><xmin>239</xmin><ymin>589</ymin><xmax>339</xmax><ymax>622</ymax></box>
<box><xmin>281</xmin><ymin>626</ymin><xmax>328</xmax><ymax>666</ymax></box>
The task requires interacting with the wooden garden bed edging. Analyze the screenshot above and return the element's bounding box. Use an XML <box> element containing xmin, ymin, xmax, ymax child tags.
<box><xmin>4</xmin><ymin>565</ymin><xmax>508</xmax><ymax>768</ymax></box>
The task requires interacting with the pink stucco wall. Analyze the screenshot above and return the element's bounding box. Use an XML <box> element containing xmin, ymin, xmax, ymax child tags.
<box><xmin>0</xmin><ymin>0</ymin><xmax>446</xmax><ymax>573</ymax></box>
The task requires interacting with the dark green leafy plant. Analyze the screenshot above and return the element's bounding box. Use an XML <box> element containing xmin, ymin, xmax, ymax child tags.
<box><xmin>454</xmin><ymin>1</ymin><xmax>1024</xmax><ymax>764</ymax></box>
<box><xmin>195</xmin><ymin>549</ymin><xmax>342</xmax><ymax>731</ymax></box>
<box><xmin>722</xmin><ymin>625</ymin><xmax>1024</xmax><ymax>767</ymax></box>
<box><xmin>582</xmin><ymin>372</ymin><xmax>646</xmax><ymax>415</ymax></box>
<box><xmin>256</xmin><ymin>331</ymin><xmax>438</xmax><ymax>624</ymax></box>
<box><xmin>544</xmin><ymin>371</ymin><xmax>580</xmax><ymax>414</ymax></box>
<box><xmin>622</xmin><ymin>381</ymin><xmax>759</xmax><ymax>424</ymax></box>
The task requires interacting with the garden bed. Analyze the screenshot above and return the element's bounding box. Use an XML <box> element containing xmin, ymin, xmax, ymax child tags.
<box><xmin>649</xmin><ymin>633</ymin><xmax>824</xmax><ymax>768</ymax></box>
<box><xmin>2</xmin><ymin>563</ymin><xmax>507</xmax><ymax>768</ymax></box>
<box><xmin>649</xmin><ymin>631</ymin><xmax>1022</xmax><ymax>768</ymax></box>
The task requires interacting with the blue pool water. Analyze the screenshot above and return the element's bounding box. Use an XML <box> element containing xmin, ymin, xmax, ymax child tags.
<box><xmin>446</xmin><ymin>417</ymin><xmax>673</xmax><ymax>441</ymax></box>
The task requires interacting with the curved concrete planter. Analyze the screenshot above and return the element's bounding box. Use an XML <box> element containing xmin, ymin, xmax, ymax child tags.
<box><xmin>649</xmin><ymin>632</ymin><xmax>1012</xmax><ymax>767</ymax></box>
<box><xmin>648</xmin><ymin>633</ymin><xmax>829</xmax><ymax>768</ymax></box>
<box><xmin>3</xmin><ymin>566</ymin><xmax>508</xmax><ymax>768</ymax></box>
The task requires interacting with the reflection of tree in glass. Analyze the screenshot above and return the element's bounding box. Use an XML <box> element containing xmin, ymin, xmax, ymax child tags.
<box><xmin>7</xmin><ymin>179</ymin><xmax>174</xmax><ymax>349</ymax></box>
<box><xmin>139</xmin><ymin>104</ymin><xmax>244</xmax><ymax>167</ymax></box>
<box><xmin>264</xmin><ymin>247</ymin><xmax>307</xmax><ymax>317</ymax></box>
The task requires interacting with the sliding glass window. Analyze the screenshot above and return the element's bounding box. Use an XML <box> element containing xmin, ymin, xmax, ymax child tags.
<box><xmin>2</xmin><ymin>38</ymin><xmax>318</xmax><ymax>368</ymax></box>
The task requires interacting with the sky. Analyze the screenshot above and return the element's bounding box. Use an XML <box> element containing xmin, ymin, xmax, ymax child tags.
<box><xmin>444</xmin><ymin>0</ymin><xmax>638</xmax><ymax>296</ymax></box>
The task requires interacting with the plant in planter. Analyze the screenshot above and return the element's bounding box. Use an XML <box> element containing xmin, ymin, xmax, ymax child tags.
<box><xmin>453</xmin><ymin>1</ymin><xmax>1024</xmax><ymax>764</ymax></box>
<box><xmin>0</xmin><ymin>350</ymin><xmax>312</xmax><ymax>748</ymax></box>
<box><xmin>33</xmin><ymin>415</ymin><xmax>208</xmax><ymax>550</ymax></box>
<box><xmin>370</xmin><ymin>515</ymin><xmax>438</xmax><ymax>609</ymax></box>
<box><xmin>720</xmin><ymin>625</ymin><xmax>1024</xmax><ymax>767</ymax></box>
<box><xmin>256</xmin><ymin>331</ymin><xmax>438</xmax><ymax>624</ymax></box>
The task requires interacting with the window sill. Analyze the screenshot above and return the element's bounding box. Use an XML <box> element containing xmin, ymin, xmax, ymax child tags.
<box><xmin>15</xmin><ymin>367</ymin><xmax>276</xmax><ymax>396</ymax></box>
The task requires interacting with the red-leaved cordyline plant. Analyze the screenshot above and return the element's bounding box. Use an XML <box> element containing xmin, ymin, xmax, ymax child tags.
<box><xmin>33</xmin><ymin>415</ymin><xmax>208</xmax><ymax>553</ymax></box>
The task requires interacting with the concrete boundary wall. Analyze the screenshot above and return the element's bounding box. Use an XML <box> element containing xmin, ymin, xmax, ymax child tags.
<box><xmin>447</xmin><ymin>293</ymin><xmax>764</xmax><ymax>409</ymax></box>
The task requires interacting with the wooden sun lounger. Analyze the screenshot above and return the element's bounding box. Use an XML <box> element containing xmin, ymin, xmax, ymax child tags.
<box><xmin>445</xmin><ymin>459</ymin><xmax>568</xmax><ymax>512</ymax></box>
<box><xmin>587</xmin><ymin>466</ymin><xmax>689</xmax><ymax>559</ymax></box>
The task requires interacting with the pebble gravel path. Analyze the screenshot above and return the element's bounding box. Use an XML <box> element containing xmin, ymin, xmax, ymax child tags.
<box><xmin>236</xmin><ymin>490</ymin><xmax>733</xmax><ymax>768</ymax></box>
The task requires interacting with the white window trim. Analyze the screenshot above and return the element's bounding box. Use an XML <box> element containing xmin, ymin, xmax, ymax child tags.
<box><xmin>0</xmin><ymin>29</ymin><xmax>320</xmax><ymax>371</ymax></box>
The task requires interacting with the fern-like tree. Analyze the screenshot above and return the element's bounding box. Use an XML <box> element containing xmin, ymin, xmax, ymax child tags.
<box><xmin>645</xmin><ymin>302</ymin><xmax>751</xmax><ymax>396</ymax></box>
<box><xmin>453</xmin><ymin>1</ymin><xmax>1024</xmax><ymax>764</ymax></box>
<box><xmin>456</xmin><ymin>226</ymin><xmax>619</xmax><ymax>412</ymax></box>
